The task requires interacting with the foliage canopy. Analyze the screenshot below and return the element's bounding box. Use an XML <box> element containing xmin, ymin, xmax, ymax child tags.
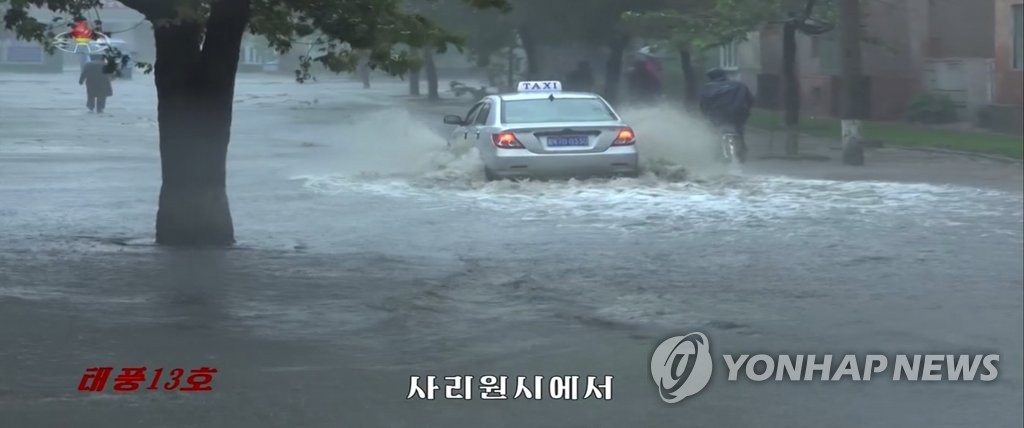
<box><xmin>621</xmin><ymin>0</ymin><xmax>838</xmax><ymax>50</ymax></box>
<box><xmin>2</xmin><ymin>0</ymin><xmax>509</xmax><ymax>80</ymax></box>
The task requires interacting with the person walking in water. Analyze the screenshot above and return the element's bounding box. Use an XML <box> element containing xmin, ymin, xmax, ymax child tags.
<box><xmin>79</xmin><ymin>55</ymin><xmax>113</xmax><ymax>113</ymax></box>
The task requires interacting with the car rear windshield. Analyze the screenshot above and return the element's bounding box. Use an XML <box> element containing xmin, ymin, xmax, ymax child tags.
<box><xmin>501</xmin><ymin>98</ymin><xmax>617</xmax><ymax>124</ymax></box>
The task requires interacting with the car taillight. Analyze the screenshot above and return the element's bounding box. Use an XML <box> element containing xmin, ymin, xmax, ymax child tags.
<box><xmin>492</xmin><ymin>132</ymin><xmax>524</xmax><ymax>148</ymax></box>
<box><xmin>612</xmin><ymin>128</ymin><xmax>636</xmax><ymax>146</ymax></box>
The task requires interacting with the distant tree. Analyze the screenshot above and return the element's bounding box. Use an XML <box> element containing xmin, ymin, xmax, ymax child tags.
<box><xmin>400</xmin><ymin>0</ymin><xmax>629</xmax><ymax>99</ymax></box>
<box><xmin>623</xmin><ymin>0</ymin><xmax>837</xmax><ymax>154</ymax></box>
<box><xmin>503</xmin><ymin>0</ymin><xmax>662</xmax><ymax>102</ymax></box>
<box><xmin>2</xmin><ymin>0</ymin><xmax>508</xmax><ymax>246</ymax></box>
<box><xmin>622</xmin><ymin>0</ymin><xmax>775</xmax><ymax>107</ymax></box>
<box><xmin>777</xmin><ymin>0</ymin><xmax>835</xmax><ymax>155</ymax></box>
<box><xmin>838</xmin><ymin>0</ymin><xmax>864</xmax><ymax>165</ymax></box>
<box><xmin>501</xmin><ymin>0</ymin><xmax>573</xmax><ymax>79</ymax></box>
<box><xmin>572</xmin><ymin>0</ymin><xmax>656</xmax><ymax>103</ymax></box>
<box><xmin>406</xmin><ymin>0</ymin><xmax>512</xmax><ymax>99</ymax></box>
<box><xmin>769</xmin><ymin>0</ymin><xmax>880</xmax><ymax>157</ymax></box>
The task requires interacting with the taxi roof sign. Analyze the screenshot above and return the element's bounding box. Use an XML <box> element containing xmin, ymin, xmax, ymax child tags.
<box><xmin>517</xmin><ymin>80</ymin><xmax>562</xmax><ymax>92</ymax></box>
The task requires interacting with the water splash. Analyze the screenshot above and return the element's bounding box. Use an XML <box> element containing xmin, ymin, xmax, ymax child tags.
<box><xmin>291</xmin><ymin>105</ymin><xmax>1022</xmax><ymax>234</ymax></box>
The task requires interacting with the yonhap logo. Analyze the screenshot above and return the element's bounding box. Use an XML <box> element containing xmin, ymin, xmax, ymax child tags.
<box><xmin>649</xmin><ymin>332</ymin><xmax>1000</xmax><ymax>405</ymax></box>
<box><xmin>651</xmin><ymin>332</ymin><xmax>713</xmax><ymax>404</ymax></box>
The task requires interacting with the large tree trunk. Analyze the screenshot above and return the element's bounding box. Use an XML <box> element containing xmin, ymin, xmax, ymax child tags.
<box><xmin>424</xmin><ymin>48</ymin><xmax>439</xmax><ymax>100</ymax></box>
<box><xmin>152</xmin><ymin>0</ymin><xmax>250</xmax><ymax>246</ymax></box>
<box><xmin>679</xmin><ymin>48</ymin><xmax>699</xmax><ymax>109</ymax></box>
<box><xmin>603</xmin><ymin>35</ymin><xmax>628</xmax><ymax>104</ymax></box>
<box><xmin>506</xmin><ymin>47</ymin><xmax>516</xmax><ymax>92</ymax></box>
<box><xmin>517</xmin><ymin>27</ymin><xmax>541</xmax><ymax>79</ymax></box>
<box><xmin>838</xmin><ymin>0</ymin><xmax>865</xmax><ymax>165</ymax></box>
<box><xmin>781</xmin><ymin>22</ymin><xmax>801</xmax><ymax>155</ymax></box>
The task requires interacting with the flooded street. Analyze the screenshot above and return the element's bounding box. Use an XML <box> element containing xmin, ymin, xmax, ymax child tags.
<box><xmin>1</xmin><ymin>73</ymin><xmax>1022</xmax><ymax>427</ymax></box>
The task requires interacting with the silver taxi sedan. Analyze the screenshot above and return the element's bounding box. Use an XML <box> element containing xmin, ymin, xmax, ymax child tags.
<box><xmin>443</xmin><ymin>81</ymin><xmax>638</xmax><ymax>180</ymax></box>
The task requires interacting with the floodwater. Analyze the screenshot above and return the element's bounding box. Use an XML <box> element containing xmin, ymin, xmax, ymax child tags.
<box><xmin>1</xmin><ymin>72</ymin><xmax>1022</xmax><ymax>427</ymax></box>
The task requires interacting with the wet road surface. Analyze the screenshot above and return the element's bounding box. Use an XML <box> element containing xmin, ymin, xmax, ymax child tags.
<box><xmin>1</xmin><ymin>72</ymin><xmax>1022</xmax><ymax>427</ymax></box>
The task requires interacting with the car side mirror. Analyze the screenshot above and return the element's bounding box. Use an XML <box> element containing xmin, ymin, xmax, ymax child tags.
<box><xmin>443</xmin><ymin>114</ymin><xmax>464</xmax><ymax>125</ymax></box>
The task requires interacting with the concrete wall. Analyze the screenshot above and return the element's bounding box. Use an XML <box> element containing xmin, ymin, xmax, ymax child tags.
<box><xmin>752</xmin><ymin>0</ymin><xmax>1002</xmax><ymax>121</ymax></box>
<box><xmin>0</xmin><ymin>33</ymin><xmax>63</xmax><ymax>72</ymax></box>
<box><xmin>993</xmin><ymin>0</ymin><xmax>1024</xmax><ymax>107</ymax></box>
<box><xmin>733</xmin><ymin>33</ymin><xmax>762</xmax><ymax>94</ymax></box>
<box><xmin>922</xmin><ymin>58</ymin><xmax>995</xmax><ymax>120</ymax></box>
<box><xmin>755</xmin><ymin>10</ymin><xmax>921</xmax><ymax>121</ymax></box>
<box><xmin>758</xmin><ymin>25</ymin><xmax>784</xmax><ymax>74</ymax></box>
<box><xmin>927</xmin><ymin>0</ymin><xmax>996</xmax><ymax>58</ymax></box>
<box><xmin>798</xmin><ymin>74</ymin><xmax>835</xmax><ymax>118</ymax></box>
<box><xmin>863</xmin><ymin>1</ymin><xmax>919</xmax><ymax>78</ymax></box>
<box><xmin>988</xmin><ymin>0</ymin><xmax>1023</xmax><ymax>134</ymax></box>
<box><xmin>699</xmin><ymin>33</ymin><xmax>761</xmax><ymax>94</ymax></box>
<box><xmin>905</xmin><ymin>0</ymin><xmax>931</xmax><ymax>76</ymax></box>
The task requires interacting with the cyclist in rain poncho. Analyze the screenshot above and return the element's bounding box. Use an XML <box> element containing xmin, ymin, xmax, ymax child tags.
<box><xmin>699</xmin><ymin>68</ymin><xmax>755</xmax><ymax>154</ymax></box>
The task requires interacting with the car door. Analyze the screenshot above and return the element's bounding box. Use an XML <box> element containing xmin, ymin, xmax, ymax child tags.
<box><xmin>449</xmin><ymin>103</ymin><xmax>483</xmax><ymax>150</ymax></box>
<box><xmin>469</xmin><ymin>101</ymin><xmax>493</xmax><ymax>150</ymax></box>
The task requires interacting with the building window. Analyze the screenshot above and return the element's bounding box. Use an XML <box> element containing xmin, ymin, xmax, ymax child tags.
<box><xmin>1014</xmin><ymin>4</ymin><xmax>1023</xmax><ymax>69</ymax></box>
<box><xmin>4</xmin><ymin>43</ymin><xmax>44</xmax><ymax>63</ymax></box>
<box><xmin>719</xmin><ymin>41</ymin><xmax>738</xmax><ymax>70</ymax></box>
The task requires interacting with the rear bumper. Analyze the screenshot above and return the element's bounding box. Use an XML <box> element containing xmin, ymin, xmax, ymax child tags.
<box><xmin>484</xmin><ymin>146</ymin><xmax>638</xmax><ymax>179</ymax></box>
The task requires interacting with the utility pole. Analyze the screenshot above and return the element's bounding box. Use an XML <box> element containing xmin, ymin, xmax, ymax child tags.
<box><xmin>838</xmin><ymin>0</ymin><xmax>865</xmax><ymax>165</ymax></box>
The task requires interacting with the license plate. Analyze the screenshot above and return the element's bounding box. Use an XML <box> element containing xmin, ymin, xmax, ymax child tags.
<box><xmin>547</xmin><ymin>136</ymin><xmax>589</xmax><ymax>147</ymax></box>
